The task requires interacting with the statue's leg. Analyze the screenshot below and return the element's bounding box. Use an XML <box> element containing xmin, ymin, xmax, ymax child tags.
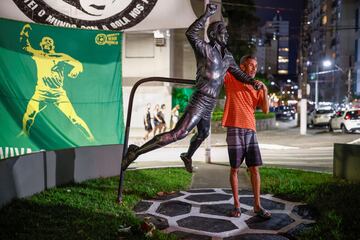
<box><xmin>180</xmin><ymin>118</ymin><xmax>210</xmax><ymax>172</ymax></box>
<box><xmin>122</xmin><ymin>111</ymin><xmax>200</xmax><ymax>170</ymax></box>
<box><xmin>186</xmin><ymin>118</ymin><xmax>210</xmax><ymax>158</ymax></box>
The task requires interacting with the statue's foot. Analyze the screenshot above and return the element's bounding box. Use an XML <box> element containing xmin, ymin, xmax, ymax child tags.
<box><xmin>180</xmin><ymin>153</ymin><xmax>193</xmax><ymax>173</ymax></box>
<box><xmin>121</xmin><ymin>144</ymin><xmax>139</xmax><ymax>170</ymax></box>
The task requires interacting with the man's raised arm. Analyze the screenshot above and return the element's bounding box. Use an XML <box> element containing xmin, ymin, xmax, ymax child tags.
<box><xmin>20</xmin><ymin>24</ymin><xmax>37</xmax><ymax>54</ymax></box>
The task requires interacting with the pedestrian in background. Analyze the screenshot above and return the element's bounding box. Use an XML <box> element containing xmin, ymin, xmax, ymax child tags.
<box><xmin>143</xmin><ymin>103</ymin><xmax>153</xmax><ymax>140</ymax></box>
<box><xmin>159</xmin><ymin>104</ymin><xmax>167</xmax><ymax>133</ymax></box>
<box><xmin>153</xmin><ymin>104</ymin><xmax>162</xmax><ymax>136</ymax></box>
<box><xmin>170</xmin><ymin>104</ymin><xmax>180</xmax><ymax>130</ymax></box>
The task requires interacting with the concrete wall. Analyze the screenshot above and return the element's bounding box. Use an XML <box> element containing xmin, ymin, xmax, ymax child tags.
<box><xmin>0</xmin><ymin>144</ymin><xmax>123</xmax><ymax>207</ymax></box>
<box><xmin>122</xmin><ymin>31</ymin><xmax>171</xmax><ymax>79</ymax></box>
<box><xmin>211</xmin><ymin>117</ymin><xmax>276</xmax><ymax>133</ymax></box>
<box><xmin>333</xmin><ymin>143</ymin><xmax>360</xmax><ymax>182</ymax></box>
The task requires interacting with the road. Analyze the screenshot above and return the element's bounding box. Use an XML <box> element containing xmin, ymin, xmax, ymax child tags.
<box><xmin>128</xmin><ymin>118</ymin><xmax>360</xmax><ymax>172</ymax></box>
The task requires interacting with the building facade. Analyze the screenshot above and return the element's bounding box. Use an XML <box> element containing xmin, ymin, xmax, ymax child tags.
<box><xmin>259</xmin><ymin>11</ymin><xmax>290</xmax><ymax>76</ymax></box>
<box><xmin>305</xmin><ymin>0</ymin><xmax>357</xmax><ymax>104</ymax></box>
<box><xmin>355</xmin><ymin>0</ymin><xmax>360</xmax><ymax>96</ymax></box>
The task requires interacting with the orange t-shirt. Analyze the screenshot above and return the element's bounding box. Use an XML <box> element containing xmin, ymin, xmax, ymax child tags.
<box><xmin>222</xmin><ymin>72</ymin><xmax>264</xmax><ymax>131</ymax></box>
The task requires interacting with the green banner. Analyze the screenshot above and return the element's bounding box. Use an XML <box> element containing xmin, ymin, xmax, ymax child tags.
<box><xmin>0</xmin><ymin>18</ymin><xmax>124</xmax><ymax>159</ymax></box>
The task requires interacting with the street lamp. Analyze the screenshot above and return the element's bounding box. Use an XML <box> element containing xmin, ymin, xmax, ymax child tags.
<box><xmin>308</xmin><ymin>59</ymin><xmax>335</xmax><ymax>109</ymax></box>
<box><xmin>322</xmin><ymin>59</ymin><xmax>352</xmax><ymax>104</ymax></box>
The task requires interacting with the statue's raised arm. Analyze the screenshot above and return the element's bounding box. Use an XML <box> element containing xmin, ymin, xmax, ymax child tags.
<box><xmin>185</xmin><ymin>4</ymin><xmax>217</xmax><ymax>56</ymax></box>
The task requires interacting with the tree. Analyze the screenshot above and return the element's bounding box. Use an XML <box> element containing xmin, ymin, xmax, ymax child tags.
<box><xmin>222</xmin><ymin>0</ymin><xmax>259</xmax><ymax>63</ymax></box>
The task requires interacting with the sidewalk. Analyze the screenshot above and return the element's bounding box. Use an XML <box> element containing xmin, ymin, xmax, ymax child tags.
<box><xmin>190</xmin><ymin>162</ymin><xmax>251</xmax><ymax>190</ymax></box>
<box><xmin>129</xmin><ymin>126</ymin><xmax>360</xmax><ymax>149</ymax></box>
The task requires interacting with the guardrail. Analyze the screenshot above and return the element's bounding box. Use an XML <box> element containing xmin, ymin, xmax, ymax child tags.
<box><xmin>117</xmin><ymin>77</ymin><xmax>195</xmax><ymax>203</ymax></box>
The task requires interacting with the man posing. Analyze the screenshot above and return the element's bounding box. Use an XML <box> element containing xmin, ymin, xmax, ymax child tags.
<box><xmin>223</xmin><ymin>55</ymin><xmax>271</xmax><ymax>219</ymax></box>
<box><xmin>121</xmin><ymin>4</ymin><xmax>257</xmax><ymax>172</ymax></box>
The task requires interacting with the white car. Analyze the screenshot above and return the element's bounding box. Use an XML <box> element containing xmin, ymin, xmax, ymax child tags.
<box><xmin>307</xmin><ymin>108</ymin><xmax>335</xmax><ymax>127</ymax></box>
<box><xmin>329</xmin><ymin>109</ymin><xmax>360</xmax><ymax>133</ymax></box>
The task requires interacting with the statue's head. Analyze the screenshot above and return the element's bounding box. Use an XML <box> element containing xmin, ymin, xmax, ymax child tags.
<box><xmin>207</xmin><ymin>21</ymin><xmax>229</xmax><ymax>47</ymax></box>
<box><xmin>62</xmin><ymin>0</ymin><xmax>117</xmax><ymax>16</ymax></box>
<box><xmin>40</xmin><ymin>37</ymin><xmax>55</xmax><ymax>53</ymax></box>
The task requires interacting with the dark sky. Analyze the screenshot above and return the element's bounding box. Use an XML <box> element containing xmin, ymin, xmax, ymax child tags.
<box><xmin>255</xmin><ymin>0</ymin><xmax>305</xmax><ymax>77</ymax></box>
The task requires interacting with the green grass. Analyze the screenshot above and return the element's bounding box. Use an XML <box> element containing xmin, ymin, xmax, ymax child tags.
<box><xmin>259</xmin><ymin>167</ymin><xmax>360</xmax><ymax>240</ymax></box>
<box><xmin>1</xmin><ymin>166</ymin><xmax>360</xmax><ymax>240</ymax></box>
<box><xmin>255</xmin><ymin>111</ymin><xmax>275</xmax><ymax>120</ymax></box>
<box><xmin>0</xmin><ymin>168</ymin><xmax>191</xmax><ymax>240</ymax></box>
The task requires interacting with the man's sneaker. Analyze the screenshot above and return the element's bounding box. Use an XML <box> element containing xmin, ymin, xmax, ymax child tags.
<box><xmin>121</xmin><ymin>144</ymin><xmax>139</xmax><ymax>170</ymax></box>
<box><xmin>180</xmin><ymin>153</ymin><xmax>193</xmax><ymax>173</ymax></box>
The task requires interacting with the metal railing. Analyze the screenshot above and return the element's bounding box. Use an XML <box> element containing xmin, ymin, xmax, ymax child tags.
<box><xmin>117</xmin><ymin>77</ymin><xmax>195</xmax><ymax>203</ymax></box>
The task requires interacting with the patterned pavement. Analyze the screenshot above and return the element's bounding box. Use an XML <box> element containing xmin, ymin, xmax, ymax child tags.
<box><xmin>134</xmin><ymin>188</ymin><xmax>316</xmax><ymax>240</ymax></box>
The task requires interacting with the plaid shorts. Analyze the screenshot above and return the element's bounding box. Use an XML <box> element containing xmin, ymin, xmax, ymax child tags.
<box><xmin>226</xmin><ymin>127</ymin><xmax>263</xmax><ymax>168</ymax></box>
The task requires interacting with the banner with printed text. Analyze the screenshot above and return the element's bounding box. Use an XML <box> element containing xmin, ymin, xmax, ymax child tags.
<box><xmin>0</xmin><ymin>18</ymin><xmax>124</xmax><ymax>159</ymax></box>
<box><xmin>0</xmin><ymin>0</ymin><xmax>197</xmax><ymax>32</ymax></box>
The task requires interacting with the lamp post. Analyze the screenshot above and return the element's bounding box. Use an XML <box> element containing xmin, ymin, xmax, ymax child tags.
<box><xmin>309</xmin><ymin>59</ymin><xmax>334</xmax><ymax>109</ymax></box>
<box><xmin>323</xmin><ymin>59</ymin><xmax>352</xmax><ymax>104</ymax></box>
<box><xmin>315</xmin><ymin>64</ymin><xmax>319</xmax><ymax>109</ymax></box>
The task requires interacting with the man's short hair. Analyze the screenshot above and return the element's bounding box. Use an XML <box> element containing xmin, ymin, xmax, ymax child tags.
<box><xmin>207</xmin><ymin>21</ymin><xmax>225</xmax><ymax>41</ymax></box>
<box><xmin>240</xmin><ymin>55</ymin><xmax>257</xmax><ymax>65</ymax></box>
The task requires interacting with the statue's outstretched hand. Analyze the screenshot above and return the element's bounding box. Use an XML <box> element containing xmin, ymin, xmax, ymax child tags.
<box><xmin>206</xmin><ymin>4</ymin><xmax>217</xmax><ymax>16</ymax></box>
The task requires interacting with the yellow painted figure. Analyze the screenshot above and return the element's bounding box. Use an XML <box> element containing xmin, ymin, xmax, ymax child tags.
<box><xmin>18</xmin><ymin>24</ymin><xmax>95</xmax><ymax>142</ymax></box>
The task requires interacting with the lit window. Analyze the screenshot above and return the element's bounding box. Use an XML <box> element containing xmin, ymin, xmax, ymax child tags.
<box><xmin>322</xmin><ymin>16</ymin><xmax>327</xmax><ymax>25</ymax></box>
<box><xmin>278</xmin><ymin>59</ymin><xmax>289</xmax><ymax>63</ymax></box>
<box><xmin>278</xmin><ymin>70</ymin><xmax>288</xmax><ymax>74</ymax></box>
<box><xmin>279</xmin><ymin>48</ymin><xmax>289</xmax><ymax>52</ymax></box>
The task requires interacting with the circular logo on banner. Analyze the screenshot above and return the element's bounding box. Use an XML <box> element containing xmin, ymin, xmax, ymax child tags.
<box><xmin>12</xmin><ymin>0</ymin><xmax>157</xmax><ymax>31</ymax></box>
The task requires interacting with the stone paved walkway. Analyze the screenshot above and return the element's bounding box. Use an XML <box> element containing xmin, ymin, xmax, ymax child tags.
<box><xmin>134</xmin><ymin>188</ymin><xmax>315</xmax><ymax>239</ymax></box>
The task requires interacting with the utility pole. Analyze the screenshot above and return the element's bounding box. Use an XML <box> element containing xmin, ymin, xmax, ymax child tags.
<box><xmin>315</xmin><ymin>64</ymin><xmax>319</xmax><ymax>109</ymax></box>
<box><xmin>299</xmin><ymin>3</ymin><xmax>310</xmax><ymax>135</ymax></box>
<box><xmin>347</xmin><ymin>68</ymin><xmax>352</xmax><ymax>103</ymax></box>
<box><xmin>347</xmin><ymin>56</ymin><xmax>353</xmax><ymax>104</ymax></box>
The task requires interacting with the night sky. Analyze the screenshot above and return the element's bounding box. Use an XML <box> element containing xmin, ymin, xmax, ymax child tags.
<box><xmin>255</xmin><ymin>0</ymin><xmax>305</xmax><ymax>77</ymax></box>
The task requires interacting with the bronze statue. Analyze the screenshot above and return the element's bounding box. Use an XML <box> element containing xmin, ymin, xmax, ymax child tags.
<box><xmin>122</xmin><ymin>4</ymin><xmax>258</xmax><ymax>173</ymax></box>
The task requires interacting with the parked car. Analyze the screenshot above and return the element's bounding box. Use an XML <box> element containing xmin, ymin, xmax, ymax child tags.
<box><xmin>307</xmin><ymin>108</ymin><xmax>335</xmax><ymax>127</ymax></box>
<box><xmin>275</xmin><ymin>106</ymin><xmax>296</xmax><ymax>120</ymax></box>
<box><xmin>329</xmin><ymin>109</ymin><xmax>360</xmax><ymax>133</ymax></box>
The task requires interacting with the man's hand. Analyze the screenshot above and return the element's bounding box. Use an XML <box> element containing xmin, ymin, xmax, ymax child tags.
<box><xmin>20</xmin><ymin>24</ymin><xmax>32</xmax><ymax>37</ymax></box>
<box><xmin>205</xmin><ymin>4</ymin><xmax>217</xmax><ymax>16</ymax></box>
<box><xmin>68</xmin><ymin>66</ymin><xmax>83</xmax><ymax>78</ymax></box>
<box><xmin>254</xmin><ymin>80</ymin><xmax>267</xmax><ymax>91</ymax></box>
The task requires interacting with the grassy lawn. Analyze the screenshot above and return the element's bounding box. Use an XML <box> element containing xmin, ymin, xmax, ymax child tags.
<box><xmin>1</xmin><ymin>166</ymin><xmax>359</xmax><ymax>240</ymax></box>
<box><xmin>0</xmin><ymin>168</ymin><xmax>191</xmax><ymax>240</ymax></box>
<box><xmin>259</xmin><ymin>167</ymin><xmax>360</xmax><ymax>240</ymax></box>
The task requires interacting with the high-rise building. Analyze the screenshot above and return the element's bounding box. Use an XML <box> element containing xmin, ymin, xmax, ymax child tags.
<box><xmin>305</xmin><ymin>0</ymin><xmax>357</xmax><ymax>103</ymax></box>
<box><xmin>259</xmin><ymin>11</ymin><xmax>290</xmax><ymax>76</ymax></box>
<box><xmin>354</xmin><ymin>0</ymin><xmax>360</xmax><ymax>96</ymax></box>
